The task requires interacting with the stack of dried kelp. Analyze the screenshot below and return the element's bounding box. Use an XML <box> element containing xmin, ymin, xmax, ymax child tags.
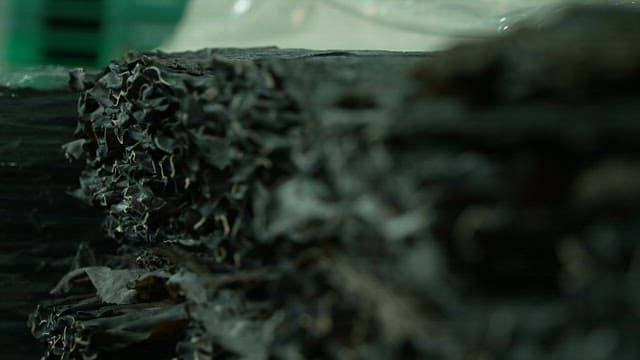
<box><xmin>30</xmin><ymin>5</ymin><xmax>640</xmax><ymax>360</ymax></box>
<box><xmin>0</xmin><ymin>88</ymin><xmax>101</xmax><ymax>358</ymax></box>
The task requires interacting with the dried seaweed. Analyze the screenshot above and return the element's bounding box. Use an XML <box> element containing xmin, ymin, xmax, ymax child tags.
<box><xmin>414</xmin><ymin>5</ymin><xmax>640</xmax><ymax>104</ymax></box>
<box><xmin>0</xmin><ymin>88</ymin><xmax>103</xmax><ymax>358</ymax></box>
<box><xmin>29</xmin><ymin>6</ymin><xmax>640</xmax><ymax>360</ymax></box>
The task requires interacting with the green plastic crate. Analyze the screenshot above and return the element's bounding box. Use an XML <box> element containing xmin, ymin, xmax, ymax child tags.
<box><xmin>4</xmin><ymin>0</ymin><xmax>187</xmax><ymax>67</ymax></box>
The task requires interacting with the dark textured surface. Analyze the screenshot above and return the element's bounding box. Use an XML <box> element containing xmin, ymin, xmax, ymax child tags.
<box><xmin>31</xmin><ymin>49</ymin><xmax>434</xmax><ymax>359</ymax></box>
<box><xmin>390</xmin><ymin>6</ymin><xmax>640</xmax><ymax>359</ymax></box>
<box><xmin>414</xmin><ymin>5</ymin><xmax>640</xmax><ymax>104</ymax></box>
<box><xmin>0</xmin><ymin>88</ymin><xmax>101</xmax><ymax>359</ymax></box>
<box><xmin>23</xmin><ymin>6</ymin><xmax>640</xmax><ymax>359</ymax></box>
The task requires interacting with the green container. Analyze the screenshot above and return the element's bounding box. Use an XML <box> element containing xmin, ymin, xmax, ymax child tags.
<box><xmin>4</xmin><ymin>0</ymin><xmax>187</xmax><ymax>67</ymax></box>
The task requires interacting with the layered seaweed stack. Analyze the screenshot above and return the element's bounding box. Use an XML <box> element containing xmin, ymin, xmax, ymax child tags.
<box><xmin>29</xmin><ymin>6</ymin><xmax>640</xmax><ymax>360</ymax></box>
<box><xmin>0</xmin><ymin>88</ymin><xmax>100</xmax><ymax>358</ymax></box>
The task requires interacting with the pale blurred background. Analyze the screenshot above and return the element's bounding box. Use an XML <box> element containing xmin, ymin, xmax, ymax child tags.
<box><xmin>164</xmin><ymin>0</ymin><xmax>567</xmax><ymax>52</ymax></box>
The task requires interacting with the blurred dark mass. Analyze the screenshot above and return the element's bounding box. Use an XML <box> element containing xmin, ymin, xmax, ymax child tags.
<box><xmin>8</xmin><ymin>4</ymin><xmax>640</xmax><ymax>360</ymax></box>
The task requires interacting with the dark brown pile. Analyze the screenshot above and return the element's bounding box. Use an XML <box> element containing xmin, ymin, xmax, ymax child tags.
<box><xmin>29</xmin><ymin>5</ymin><xmax>640</xmax><ymax>360</ymax></box>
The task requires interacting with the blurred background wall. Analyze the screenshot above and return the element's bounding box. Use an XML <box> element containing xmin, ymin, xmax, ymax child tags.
<box><xmin>164</xmin><ymin>0</ymin><xmax>453</xmax><ymax>52</ymax></box>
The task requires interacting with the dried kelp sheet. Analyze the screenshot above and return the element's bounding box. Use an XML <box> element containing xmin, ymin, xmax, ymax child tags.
<box><xmin>0</xmin><ymin>88</ymin><xmax>103</xmax><ymax>358</ymax></box>
<box><xmin>31</xmin><ymin>5</ymin><xmax>640</xmax><ymax>360</ymax></box>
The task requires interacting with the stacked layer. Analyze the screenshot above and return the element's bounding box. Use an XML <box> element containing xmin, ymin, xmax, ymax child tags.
<box><xmin>30</xmin><ymin>6</ymin><xmax>640</xmax><ymax>360</ymax></box>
